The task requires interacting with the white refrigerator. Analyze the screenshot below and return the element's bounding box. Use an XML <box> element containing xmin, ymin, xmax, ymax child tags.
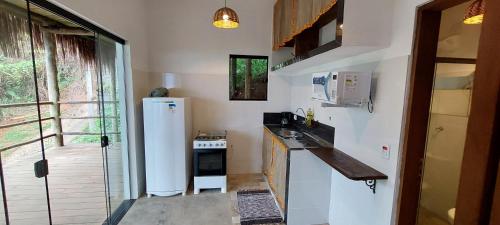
<box><xmin>143</xmin><ymin>97</ymin><xmax>192</xmax><ymax>197</ymax></box>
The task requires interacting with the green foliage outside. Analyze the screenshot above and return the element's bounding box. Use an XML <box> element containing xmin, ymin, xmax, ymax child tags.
<box><xmin>0</xmin><ymin>54</ymin><xmax>80</xmax><ymax>149</ymax></box>
<box><xmin>0</xmin><ymin>55</ymin><xmax>38</xmax><ymax>104</ymax></box>
<box><xmin>71</xmin><ymin>119</ymin><xmax>103</xmax><ymax>144</ymax></box>
<box><xmin>230</xmin><ymin>57</ymin><xmax>268</xmax><ymax>100</ymax></box>
<box><xmin>72</xmin><ymin>104</ymin><xmax>121</xmax><ymax>144</ymax></box>
<box><xmin>0</xmin><ymin>119</ymin><xmax>51</xmax><ymax>148</ymax></box>
<box><xmin>0</xmin><ymin>54</ymin><xmax>78</xmax><ymax>104</ymax></box>
<box><xmin>233</xmin><ymin>58</ymin><xmax>268</xmax><ymax>89</ymax></box>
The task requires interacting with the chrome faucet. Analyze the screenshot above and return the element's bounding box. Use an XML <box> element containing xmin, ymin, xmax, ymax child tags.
<box><xmin>295</xmin><ymin>108</ymin><xmax>306</xmax><ymax>121</ymax></box>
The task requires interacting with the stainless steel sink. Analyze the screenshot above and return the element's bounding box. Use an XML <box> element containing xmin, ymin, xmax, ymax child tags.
<box><xmin>277</xmin><ymin>129</ymin><xmax>303</xmax><ymax>139</ymax></box>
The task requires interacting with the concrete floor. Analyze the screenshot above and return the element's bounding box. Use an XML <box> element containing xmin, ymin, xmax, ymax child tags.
<box><xmin>119</xmin><ymin>192</ymin><xmax>232</xmax><ymax>225</ymax></box>
<box><xmin>119</xmin><ymin>174</ymin><xmax>283</xmax><ymax>225</ymax></box>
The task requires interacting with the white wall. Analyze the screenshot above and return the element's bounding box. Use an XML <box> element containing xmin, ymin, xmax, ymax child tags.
<box><xmin>47</xmin><ymin>4</ymin><xmax>461</xmax><ymax>225</ymax></box>
<box><xmin>285</xmin><ymin>0</ymin><xmax>431</xmax><ymax>224</ymax></box>
<box><xmin>145</xmin><ymin>0</ymin><xmax>290</xmax><ymax>174</ymax></box>
<box><xmin>50</xmin><ymin>0</ymin><xmax>151</xmax><ymax>198</ymax></box>
<box><xmin>289</xmin><ymin>55</ymin><xmax>409</xmax><ymax>225</ymax></box>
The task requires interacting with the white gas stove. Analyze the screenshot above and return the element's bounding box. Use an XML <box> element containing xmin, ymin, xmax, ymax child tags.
<box><xmin>193</xmin><ymin>132</ymin><xmax>227</xmax><ymax>149</ymax></box>
<box><xmin>193</xmin><ymin>131</ymin><xmax>227</xmax><ymax>194</ymax></box>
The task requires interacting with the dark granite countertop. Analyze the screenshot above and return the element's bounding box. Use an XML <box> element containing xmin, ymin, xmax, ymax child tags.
<box><xmin>263</xmin><ymin>113</ymin><xmax>387</xmax><ymax>181</ymax></box>
<box><xmin>264</xmin><ymin>124</ymin><xmax>328</xmax><ymax>149</ymax></box>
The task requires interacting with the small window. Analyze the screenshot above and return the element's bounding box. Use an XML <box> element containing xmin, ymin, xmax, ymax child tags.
<box><xmin>229</xmin><ymin>55</ymin><xmax>269</xmax><ymax>101</ymax></box>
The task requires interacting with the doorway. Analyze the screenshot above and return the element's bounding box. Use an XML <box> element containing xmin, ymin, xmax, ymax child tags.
<box><xmin>417</xmin><ymin>2</ymin><xmax>479</xmax><ymax>225</ymax></box>
<box><xmin>0</xmin><ymin>0</ymin><xmax>132</xmax><ymax>224</ymax></box>
<box><xmin>397</xmin><ymin>0</ymin><xmax>499</xmax><ymax>225</ymax></box>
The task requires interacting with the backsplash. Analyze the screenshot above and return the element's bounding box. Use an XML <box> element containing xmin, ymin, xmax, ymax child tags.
<box><xmin>263</xmin><ymin>112</ymin><xmax>335</xmax><ymax>145</ymax></box>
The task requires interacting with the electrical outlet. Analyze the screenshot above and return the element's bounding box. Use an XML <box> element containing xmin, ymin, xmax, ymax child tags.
<box><xmin>382</xmin><ymin>145</ymin><xmax>390</xmax><ymax>159</ymax></box>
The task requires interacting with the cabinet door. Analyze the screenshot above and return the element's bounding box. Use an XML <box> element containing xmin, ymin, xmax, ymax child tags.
<box><xmin>269</xmin><ymin>137</ymin><xmax>279</xmax><ymax>192</ymax></box>
<box><xmin>272</xmin><ymin>139</ymin><xmax>288</xmax><ymax>211</ymax></box>
<box><xmin>262</xmin><ymin>128</ymin><xmax>273</xmax><ymax>176</ymax></box>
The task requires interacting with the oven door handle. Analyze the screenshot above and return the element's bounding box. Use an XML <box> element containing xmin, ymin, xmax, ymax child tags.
<box><xmin>194</xmin><ymin>148</ymin><xmax>227</xmax><ymax>153</ymax></box>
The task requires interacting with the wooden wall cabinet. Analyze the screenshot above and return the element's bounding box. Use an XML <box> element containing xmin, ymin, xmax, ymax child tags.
<box><xmin>272</xmin><ymin>0</ymin><xmax>340</xmax><ymax>51</ymax></box>
<box><xmin>271</xmin><ymin>0</ymin><xmax>394</xmax><ymax>75</ymax></box>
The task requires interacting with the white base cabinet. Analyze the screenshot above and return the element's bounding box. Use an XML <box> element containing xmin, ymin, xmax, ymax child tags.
<box><xmin>287</xmin><ymin>150</ymin><xmax>332</xmax><ymax>225</ymax></box>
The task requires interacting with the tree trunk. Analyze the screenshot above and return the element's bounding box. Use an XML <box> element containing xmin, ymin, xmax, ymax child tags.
<box><xmin>230</xmin><ymin>58</ymin><xmax>237</xmax><ymax>98</ymax></box>
<box><xmin>43</xmin><ymin>32</ymin><xmax>63</xmax><ymax>147</ymax></box>
<box><xmin>244</xmin><ymin>59</ymin><xmax>252</xmax><ymax>99</ymax></box>
<box><xmin>110</xmin><ymin>66</ymin><xmax>119</xmax><ymax>141</ymax></box>
<box><xmin>86</xmin><ymin>65</ymin><xmax>95</xmax><ymax>131</ymax></box>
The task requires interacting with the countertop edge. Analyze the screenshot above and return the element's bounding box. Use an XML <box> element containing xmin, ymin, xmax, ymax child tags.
<box><xmin>307</xmin><ymin>147</ymin><xmax>388</xmax><ymax>181</ymax></box>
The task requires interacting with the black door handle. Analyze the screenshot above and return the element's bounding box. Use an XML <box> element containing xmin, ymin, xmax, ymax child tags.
<box><xmin>34</xmin><ymin>159</ymin><xmax>48</xmax><ymax>178</ymax></box>
<box><xmin>101</xmin><ymin>136</ymin><xmax>109</xmax><ymax>147</ymax></box>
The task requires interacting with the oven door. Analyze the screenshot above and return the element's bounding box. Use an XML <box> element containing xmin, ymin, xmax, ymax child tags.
<box><xmin>194</xmin><ymin>148</ymin><xmax>227</xmax><ymax>176</ymax></box>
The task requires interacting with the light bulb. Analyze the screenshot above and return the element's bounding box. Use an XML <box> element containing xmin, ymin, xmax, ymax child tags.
<box><xmin>223</xmin><ymin>14</ymin><xmax>229</xmax><ymax>20</ymax></box>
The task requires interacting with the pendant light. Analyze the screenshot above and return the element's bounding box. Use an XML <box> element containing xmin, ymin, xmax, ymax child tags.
<box><xmin>464</xmin><ymin>0</ymin><xmax>485</xmax><ymax>25</ymax></box>
<box><xmin>213</xmin><ymin>0</ymin><xmax>239</xmax><ymax>29</ymax></box>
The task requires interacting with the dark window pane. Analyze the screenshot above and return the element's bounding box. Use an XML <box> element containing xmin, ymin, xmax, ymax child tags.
<box><xmin>229</xmin><ymin>55</ymin><xmax>268</xmax><ymax>101</ymax></box>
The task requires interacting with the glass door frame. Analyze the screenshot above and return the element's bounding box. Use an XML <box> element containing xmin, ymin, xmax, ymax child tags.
<box><xmin>0</xmin><ymin>0</ymin><xmax>132</xmax><ymax>224</ymax></box>
<box><xmin>95</xmin><ymin>32</ymin><xmax>133</xmax><ymax>224</ymax></box>
<box><xmin>396</xmin><ymin>0</ymin><xmax>500</xmax><ymax>225</ymax></box>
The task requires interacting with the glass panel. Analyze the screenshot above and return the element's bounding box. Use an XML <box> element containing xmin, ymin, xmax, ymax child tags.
<box><xmin>197</xmin><ymin>152</ymin><xmax>224</xmax><ymax>176</ymax></box>
<box><xmin>416</xmin><ymin>2</ymin><xmax>481</xmax><ymax>225</ymax></box>
<box><xmin>27</xmin><ymin>1</ymin><xmax>108</xmax><ymax>224</ymax></box>
<box><xmin>0</xmin><ymin>173</ymin><xmax>5</xmax><ymax>225</ymax></box>
<box><xmin>229</xmin><ymin>55</ymin><xmax>268</xmax><ymax>101</ymax></box>
<box><xmin>0</xmin><ymin>0</ymin><xmax>50</xmax><ymax>223</ymax></box>
<box><xmin>96</xmin><ymin>34</ymin><xmax>130</xmax><ymax>216</ymax></box>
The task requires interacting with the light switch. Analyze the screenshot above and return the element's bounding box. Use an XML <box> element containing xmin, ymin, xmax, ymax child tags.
<box><xmin>382</xmin><ymin>145</ymin><xmax>390</xmax><ymax>159</ymax></box>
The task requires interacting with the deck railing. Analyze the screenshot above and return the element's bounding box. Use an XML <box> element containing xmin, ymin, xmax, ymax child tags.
<box><xmin>0</xmin><ymin>101</ymin><xmax>119</xmax><ymax>152</ymax></box>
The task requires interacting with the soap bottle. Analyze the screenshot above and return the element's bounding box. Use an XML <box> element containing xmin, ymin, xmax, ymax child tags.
<box><xmin>305</xmin><ymin>108</ymin><xmax>314</xmax><ymax>128</ymax></box>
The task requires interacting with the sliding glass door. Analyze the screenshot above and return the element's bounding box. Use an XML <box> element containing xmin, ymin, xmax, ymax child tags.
<box><xmin>95</xmin><ymin>34</ymin><xmax>130</xmax><ymax>222</ymax></box>
<box><xmin>0</xmin><ymin>0</ymin><xmax>131</xmax><ymax>224</ymax></box>
<box><xmin>0</xmin><ymin>0</ymin><xmax>54</xmax><ymax>224</ymax></box>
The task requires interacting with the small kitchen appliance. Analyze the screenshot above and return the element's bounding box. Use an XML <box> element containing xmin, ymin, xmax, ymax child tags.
<box><xmin>312</xmin><ymin>71</ymin><xmax>372</xmax><ymax>106</ymax></box>
<box><xmin>193</xmin><ymin>131</ymin><xmax>227</xmax><ymax>194</ymax></box>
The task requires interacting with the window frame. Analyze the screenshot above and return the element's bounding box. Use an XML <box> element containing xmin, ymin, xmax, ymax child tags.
<box><xmin>229</xmin><ymin>54</ymin><xmax>269</xmax><ymax>101</ymax></box>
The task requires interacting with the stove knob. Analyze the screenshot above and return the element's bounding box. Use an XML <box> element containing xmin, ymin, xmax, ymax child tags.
<box><xmin>209</xmin><ymin>143</ymin><xmax>213</xmax><ymax>147</ymax></box>
<box><xmin>215</xmin><ymin>143</ymin><xmax>220</xmax><ymax>147</ymax></box>
<box><xmin>203</xmin><ymin>143</ymin><xmax>206</xmax><ymax>147</ymax></box>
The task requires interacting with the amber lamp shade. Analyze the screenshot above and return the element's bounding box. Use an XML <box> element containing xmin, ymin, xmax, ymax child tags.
<box><xmin>464</xmin><ymin>0</ymin><xmax>485</xmax><ymax>25</ymax></box>
<box><xmin>213</xmin><ymin>7</ymin><xmax>239</xmax><ymax>29</ymax></box>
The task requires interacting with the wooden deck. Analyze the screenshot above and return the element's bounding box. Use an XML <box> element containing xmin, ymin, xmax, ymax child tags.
<box><xmin>0</xmin><ymin>144</ymin><xmax>117</xmax><ymax>225</ymax></box>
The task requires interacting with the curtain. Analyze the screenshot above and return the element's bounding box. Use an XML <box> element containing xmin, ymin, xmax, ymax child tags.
<box><xmin>273</xmin><ymin>0</ymin><xmax>337</xmax><ymax>50</ymax></box>
<box><xmin>273</xmin><ymin>0</ymin><xmax>296</xmax><ymax>50</ymax></box>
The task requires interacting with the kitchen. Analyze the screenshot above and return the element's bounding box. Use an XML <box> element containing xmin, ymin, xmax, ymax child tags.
<box><xmin>58</xmin><ymin>0</ymin><xmax>497</xmax><ymax>225</ymax></box>
<box><xmin>0</xmin><ymin>0</ymin><xmax>497</xmax><ymax>225</ymax></box>
<box><xmin>131</xmin><ymin>0</ymin><xmax>398</xmax><ymax>224</ymax></box>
